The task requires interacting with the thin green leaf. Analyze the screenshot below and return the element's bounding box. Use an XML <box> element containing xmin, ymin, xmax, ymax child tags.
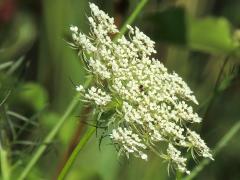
<box><xmin>7</xmin><ymin>111</ymin><xmax>38</xmax><ymax>126</ymax></box>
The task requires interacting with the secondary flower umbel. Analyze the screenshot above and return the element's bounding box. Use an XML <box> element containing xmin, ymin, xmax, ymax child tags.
<box><xmin>70</xmin><ymin>3</ymin><xmax>213</xmax><ymax>174</ymax></box>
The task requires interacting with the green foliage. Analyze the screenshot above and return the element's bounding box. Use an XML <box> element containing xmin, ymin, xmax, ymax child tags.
<box><xmin>188</xmin><ymin>17</ymin><xmax>237</xmax><ymax>54</ymax></box>
<box><xmin>16</xmin><ymin>83</ymin><xmax>48</xmax><ymax>111</ymax></box>
<box><xmin>0</xmin><ymin>14</ymin><xmax>37</xmax><ymax>60</ymax></box>
<box><xmin>1</xmin><ymin>0</ymin><xmax>240</xmax><ymax>179</ymax></box>
<box><xmin>145</xmin><ymin>7</ymin><xmax>186</xmax><ymax>44</ymax></box>
<box><xmin>145</xmin><ymin>7</ymin><xmax>239</xmax><ymax>55</ymax></box>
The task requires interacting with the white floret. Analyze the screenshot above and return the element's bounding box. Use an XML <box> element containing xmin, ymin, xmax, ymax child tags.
<box><xmin>111</xmin><ymin>127</ymin><xmax>148</xmax><ymax>160</ymax></box>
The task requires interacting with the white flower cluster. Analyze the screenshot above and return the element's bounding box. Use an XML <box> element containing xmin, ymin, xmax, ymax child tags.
<box><xmin>186</xmin><ymin>129</ymin><xmax>213</xmax><ymax>160</ymax></box>
<box><xmin>70</xmin><ymin>3</ymin><xmax>213</xmax><ymax>174</ymax></box>
<box><xmin>111</xmin><ymin>127</ymin><xmax>148</xmax><ymax>160</ymax></box>
<box><xmin>70</xmin><ymin>26</ymin><xmax>97</xmax><ymax>53</ymax></box>
<box><xmin>166</xmin><ymin>144</ymin><xmax>190</xmax><ymax>174</ymax></box>
<box><xmin>78</xmin><ymin>86</ymin><xmax>111</xmax><ymax>106</ymax></box>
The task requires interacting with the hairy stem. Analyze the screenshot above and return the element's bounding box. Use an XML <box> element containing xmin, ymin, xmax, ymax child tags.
<box><xmin>57</xmin><ymin>0</ymin><xmax>149</xmax><ymax>179</ymax></box>
<box><xmin>183</xmin><ymin>121</ymin><xmax>240</xmax><ymax>180</ymax></box>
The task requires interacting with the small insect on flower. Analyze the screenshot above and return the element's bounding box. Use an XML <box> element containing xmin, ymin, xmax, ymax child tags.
<box><xmin>70</xmin><ymin>2</ymin><xmax>213</xmax><ymax>175</ymax></box>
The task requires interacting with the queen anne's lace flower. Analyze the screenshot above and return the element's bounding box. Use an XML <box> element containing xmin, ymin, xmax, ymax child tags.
<box><xmin>71</xmin><ymin>3</ymin><xmax>213</xmax><ymax>174</ymax></box>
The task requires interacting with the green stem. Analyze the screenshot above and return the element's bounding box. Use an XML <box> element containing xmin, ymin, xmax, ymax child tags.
<box><xmin>114</xmin><ymin>0</ymin><xmax>149</xmax><ymax>40</ymax></box>
<box><xmin>18</xmin><ymin>77</ymin><xmax>92</xmax><ymax>180</ymax></box>
<box><xmin>0</xmin><ymin>145</ymin><xmax>10</xmax><ymax>180</ymax></box>
<box><xmin>57</xmin><ymin>0</ymin><xmax>149</xmax><ymax>179</ymax></box>
<box><xmin>176</xmin><ymin>171</ymin><xmax>183</xmax><ymax>180</ymax></box>
<box><xmin>18</xmin><ymin>93</ymin><xmax>81</xmax><ymax>180</ymax></box>
<box><xmin>183</xmin><ymin>121</ymin><xmax>240</xmax><ymax>180</ymax></box>
<box><xmin>57</xmin><ymin>126</ymin><xmax>96</xmax><ymax>180</ymax></box>
<box><xmin>214</xmin><ymin>55</ymin><xmax>230</xmax><ymax>93</ymax></box>
<box><xmin>200</xmin><ymin>56</ymin><xmax>229</xmax><ymax>121</ymax></box>
<box><xmin>19</xmin><ymin>1</ymin><xmax>149</xmax><ymax>179</ymax></box>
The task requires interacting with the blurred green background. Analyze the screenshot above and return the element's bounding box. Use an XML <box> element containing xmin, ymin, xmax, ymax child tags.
<box><xmin>1</xmin><ymin>0</ymin><xmax>240</xmax><ymax>179</ymax></box>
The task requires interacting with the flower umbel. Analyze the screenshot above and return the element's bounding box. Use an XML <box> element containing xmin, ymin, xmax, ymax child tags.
<box><xmin>71</xmin><ymin>3</ymin><xmax>213</xmax><ymax>174</ymax></box>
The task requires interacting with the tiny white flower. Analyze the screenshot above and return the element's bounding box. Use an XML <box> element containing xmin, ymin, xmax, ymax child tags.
<box><xmin>70</xmin><ymin>3</ymin><xmax>213</xmax><ymax>175</ymax></box>
<box><xmin>70</xmin><ymin>25</ymin><xmax>78</xmax><ymax>33</ymax></box>
<box><xmin>166</xmin><ymin>144</ymin><xmax>190</xmax><ymax>174</ymax></box>
<box><xmin>140</xmin><ymin>153</ymin><xmax>148</xmax><ymax>161</ymax></box>
<box><xmin>110</xmin><ymin>127</ymin><xmax>147</xmax><ymax>159</ymax></box>
<box><xmin>186</xmin><ymin>129</ymin><xmax>214</xmax><ymax>160</ymax></box>
<box><xmin>84</xmin><ymin>87</ymin><xmax>111</xmax><ymax>106</ymax></box>
<box><xmin>76</xmin><ymin>85</ymin><xmax>84</xmax><ymax>92</ymax></box>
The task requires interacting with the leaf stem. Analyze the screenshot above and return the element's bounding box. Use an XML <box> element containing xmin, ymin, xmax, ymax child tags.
<box><xmin>183</xmin><ymin>121</ymin><xmax>240</xmax><ymax>180</ymax></box>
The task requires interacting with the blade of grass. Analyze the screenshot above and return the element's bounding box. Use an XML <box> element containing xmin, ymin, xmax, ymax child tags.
<box><xmin>16</xmin><ymin>108</ymin><xmax>46</xmax><ymax>138</ymax></box>
<box><xmin>0</xmin><ymin>143</ymin><xmax>11</xmax><ymax>180</ymax></box>
<box><xmin>7</xmin><ymin>111</ymin><xmax>38</xmax><ymax>126</ymax></box>
<box><xmin>57</xmin><ymin>0</ymin><xmax>149</xmax><ymax>179</ymax></box>
<box><xmin>0</xmin><ymin>91</ymin><xmax>11</xmax><ymax>107</ymax></box>
<box><xmin>1</xmin><ymin>106</ymin><xmax>17</xmax><ymax>141</ymax></box>
<box><xmin>0</xmin><ymin>61</ymin><xmax>13</xmax><ymax>71</ymax></box>
<box><xmin>7</xmin><ymin>57</ymin><xmax>24</xmax><ymax>75</ymax></box>
<box><xmin>183</xmin><ymin>121</ymin><xmax>240</xmax><ymax>180</ymax></box>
